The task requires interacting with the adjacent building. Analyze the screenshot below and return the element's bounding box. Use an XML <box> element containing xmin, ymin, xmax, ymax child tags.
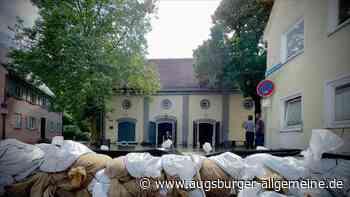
<box><xmin>263</xmin><ymin>0</ymin><xmax>350</xmax><ymax>152</ymax></box>
<box><xmin>104</xmin><ymin>58</ymin><xmax>254</xmax><ymax>147</ymax></box>
<box><xmin>0</xmin><ymin>65</ymin><xmax>62</xmax><ymax>143</ymax></box>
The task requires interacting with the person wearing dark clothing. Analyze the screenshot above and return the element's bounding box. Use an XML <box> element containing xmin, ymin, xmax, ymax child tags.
<box><xmin>243</xmin><ymin>115</ymin><xmax>255</xmax><ymax>149</ymax></box>
<box><xmin>255</xmin><ymin>114</ymin><xmax>265</xmax><ymax>146</ymax></box>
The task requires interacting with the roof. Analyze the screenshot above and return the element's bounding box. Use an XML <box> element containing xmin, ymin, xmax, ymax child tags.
<box><xmin>149</xmin><ymin>58</ymin><xmax>200</xmax><ymax>91</ymax></box>
<box><xmin>149</xmin><ymin>58</ymin><xmax>239</xmax><ymax>93</ymax></box>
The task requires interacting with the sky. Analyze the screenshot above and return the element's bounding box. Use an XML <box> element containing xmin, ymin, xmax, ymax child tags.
<box><xmin>0</xmin><ymin>0</ymin><xmax>38</xmax><ymax>47</ymax></box>
<box><xmin>146</xmin><ymin>0</ymin><xmax>221</xmax><ymax>59</ymax></box>
<box><xmin>0</xmin><ymin>0</ymin><xmax>220</xmax><ymax>58</ymax></box>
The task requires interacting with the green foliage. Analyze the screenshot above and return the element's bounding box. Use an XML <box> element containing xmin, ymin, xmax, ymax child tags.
<box><xmin>7</xmin><ymin>0</ymin><xmax>160</xmax><ymax>143</ymax></box>
<box><xmin>193</xmin><ymin>24</ymin><xmax>230</xmax><ymax>88</ymax></box>
<box><xmin>63</xmin><ymin>125</ymin><xmax>90</xmax><ymax>141</ymax></box>
<box><xmin>193</xmin><ymin>0</ymin><xmax>272</xmax><ymax>113</ymax></box>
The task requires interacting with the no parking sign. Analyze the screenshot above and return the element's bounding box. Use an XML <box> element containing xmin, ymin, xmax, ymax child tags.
<box><xmin>257</xmin><ymin>79</ymin><xmax>275</xmax><ymax>97</ymax></box>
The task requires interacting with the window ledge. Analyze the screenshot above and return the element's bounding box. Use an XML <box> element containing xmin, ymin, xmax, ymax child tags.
<box><xmin>328</xmin><ymin>18</ymin><xmax>350</xmax><ymax>37</ymax></box>
<box><xmin>326</xmin><ymin>122</ymin><xmax>350</xmax><ymax>129</ymax></box>
<box><xmin>281</xmin><ymin>50</ymin><xmax>304</xmax><ymax>66</ymax></box>
<box><xmin>280</xmin><ymin>126</ymin><xmax>303</xmax><ymax>133</ymax></box>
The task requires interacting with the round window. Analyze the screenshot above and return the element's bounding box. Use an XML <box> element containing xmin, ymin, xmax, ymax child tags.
<box><xmin>122</xmin><ymin>99</ymin><xmax>131</xmax><ymax>110</ymax></box>
<box><xmin>200</xmin><ymin>99</ymin><xmax>210</xmax><ymax>109</ymax></box>
<box><xmin>161</xmin><ymin>99</ymin><xmax>172</xmax><ymax>110</ymax></box>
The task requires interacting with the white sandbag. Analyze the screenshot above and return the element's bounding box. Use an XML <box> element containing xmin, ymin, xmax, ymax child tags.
<box><xmin>316</xmin><ymin>159</ymin><xmax>350</xmax><ymax>197</ymax></box>
<box><xmin>190</xmin><ymin>154</ymin><xmax>206</xmax><ymax>171</ymax></box>
<box><xmin>301</xmin><ymin>129</ymin><xmax>343</xmax><ymax>173</ymax></box>
<box><xmin>125</xmin><ymin>153</ymin><xmax>162</xmax><ymax>178</ymax></box>
<box><xmin>100</xmin><ymin>145</ymin><xmax>109</xmax><ymax>151</ymax></box>
<box><xmin>162</xmin><ymin>154</ymin><xmax>197</xmax><ymax>181</ymax></box>
<box><xmin>203</xmin><ymin>142</ymin><xmax>212</xmax><ymax>154</ymax></box>
<box><xmin>0</xmin><ymin>139</ymin><xmax>44</xmax><ymax>195</ymax></box>
<box><xmin>256</xmin><ymin>146</ymin><xmax>269</xmax><ymax>150</ymax></box>
<box><xmin>262</xmin><ymin>156</ymin><xmax>307</xmax><ymax>180</ymax></box>
<box><xmin>161</xmin><ymin>139</ymin><xmax>173</xmax><ymax>149</ymax></box>
<box><xmin>88</xmin><ymin>169</ymin><xmax>110</xmax><ymax>197</ymax></box>
<box><xmin>237</xmin><ymin>183</ymin><xmax>262</xmax><ymax>197</ymax></box>
<box><xmin>37</xmin><ymin>140</ymin><xmax>93</xmax><ymax>172</ymax></box>
<box><xmin>52</xmin><ymin>136</ymin><xmax>64</xmax><ymax>146</ymax></box>
<box><xmin>209</xmin><ymin>152</ymin><xmax>244</xmax><ymax>179</ymax></box>
<box><xmin>242</xmin><ymin>153</ymin><xmax>273</xmax><ymax>179</ymax></box>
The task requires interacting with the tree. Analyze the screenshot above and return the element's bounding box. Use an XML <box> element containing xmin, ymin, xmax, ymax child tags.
<box><xmin>193</xmin><ymin>0</ymin><xmax>272</xmax><ymax>114</ymax></box>
<box><xmin>193</xmin><ymin>24</ymin><xmax>230</xmax><ymax>88</ymax></box>
<box><xmin>6</xmin><ymin>0</ymin><xmax>160</xmax><ymax>145</ymax></box>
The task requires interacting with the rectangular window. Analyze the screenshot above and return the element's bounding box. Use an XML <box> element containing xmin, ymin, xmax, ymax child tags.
<box><xmin>57</xmin><ymin>122</ymin><xmax>61</xmax><ymax>132</ymax></box>
<box><xmin>281</xmin><ymin>19</ymin><xmax>304</xmax><ymax>63</ymax></box>
<box><xmin>339</xmin><ymin>0</ymin><xmax>350</xmax><ymax>25</ymax></box>
<box><xmin>280</xmin><ymin>92</ymin><xmax>303</xmax><ymax>132</ymax></box>
<box><xmin>335</xmin><ymin>83</ymin><xmax>350</xmax><ymax>121</ymax></box>
<box><xmin>285</xmin><ymin>96</ymin><xmax>302</xmax><ymax>127</ymax></box>
<box><xmin>28</xmin><ymin>116</ymin><xmax>36</xmax><ymax>129</ymax></box>
<box><xmin>30</xmin><ymin>92</ymin><xmax>35</xmax><ymax>104</ymax></box>
<box><xmin>50</xmin><ymin>121</ymin><xmax>55</xmax><ymax>132</ymax></box>
<box><xmin>325</xmin><ymin>74</ymin><xmax>350</xmax><ymax>128</ymax></box>
<box><xmin>14</xmin><ymin>114</ymin><xmax>22</xmax><ymax>129</ymax></box>
<box><xmin>15</xmin><ymin>86</ymin><xmax>22</xmax><ymax>98</ymax></box>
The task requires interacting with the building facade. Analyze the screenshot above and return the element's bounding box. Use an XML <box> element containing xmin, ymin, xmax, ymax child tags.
<box><xmin>104</xmin><ymin>58</ymin><xmax>254</xmax><ymax>147</ymax></box>
<box><xmin>263</xmin><ymin>0</ymin><xmax>350</xmax><ymax>152</ymax></box>
<box><xmin>0</xmin><ymin>65</ymin><xmax>62</xmax><ymax>143</ymax></box>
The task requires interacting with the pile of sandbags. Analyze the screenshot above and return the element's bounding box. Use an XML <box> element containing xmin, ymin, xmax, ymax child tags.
<box><xmin>2</xmin><ymin>137</ymin><xmax>112</xmax><ymax>197</ymax></box>
<box><xmin>2</xmin><ymin>129</ymin><xmax>348</xmax><ymax>197</ymax></box>
<box><xmin>6</xmin><ymin>152</ymin><xmax>111</xmax><ymax>197</ymax></box>
<box><xmin>0</xmin><ymin>139</ymin><xmax>45</xmax><ymax>195</ymax></box>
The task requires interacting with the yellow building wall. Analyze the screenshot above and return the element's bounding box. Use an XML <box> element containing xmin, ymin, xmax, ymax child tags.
<box><xmin>264</xmin><ymin>0</ymin><xmax>350</xmax><ymax>150</ymax></box>
<box><xmin>228</xmin><ymin>94</ymin><xmax>255</xmax><ymax>142</ymax></box>
<box><xmin>148</xmin><ymin>95</ymin><xmax>183</xmax><ymax>144</ymax></box>
<box><xmin>188</xmin><ymin>94</ymin><xmax>222</xmax><ymax>145</ymax></box>
<box><xmin>105</xmin><ymin>95</ymin><xmax>144</xmax><ymax>143</ymax></box>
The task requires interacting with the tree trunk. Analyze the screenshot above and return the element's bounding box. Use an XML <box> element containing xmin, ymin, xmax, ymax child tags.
<box><xmin>252</xmin><ymin>94</ymin><xmax>262</xmax><ymax>115</ymax></box>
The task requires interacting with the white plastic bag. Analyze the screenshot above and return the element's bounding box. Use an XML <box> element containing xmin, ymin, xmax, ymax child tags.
<box><xmin>190</xmin><ymin>154</ymin><xmax>206</xmax><ymax>171</ymax></box>
<box><xmin>88</xmin><ymin>169</ymin><xmax>110</xmax><ymax>197</ymax></box>
<box><xmin>37</xmin><ymin>140</ymin><xmax>93</xmax><ymax>172</ymax></box>
<box><xmin>162</xmin><ymin>154</ymin><xmax>197</xmax><ymax>181</ymax></box>
<box><xmin>202</xmin><ymin>142</ymin><xmax>212</xmax><ymax>154</ymax></box>
<box><xmin>125</xmin><ymin>153</ymin><xmax>162</xmax><ymax>178</ymax></box>
<box><xmin>301</xmin><ymin>129</ymin><xmax>343</xmax><ymax>172</ymax></box>
<box><xmin>100</xmin><ymin>145</ymin><xmax>109</xmax><ymax>151</ymax></box>
<box><xmin>263</xmin><ymin>156</ymin><xmax>307</xmax><ymax>180</ymax></box>
<box><xmin>209</xmin><ymin>152</ymin><xmax>244</xmax><ymax>179</ymax></box>
<box><xmin>161</xmin><ymin>139</ymin><xmax>173</xmax><ymax>149</ymax></box>
<box><xmin>242</xmin><ymin>153</ymin><xmax>273</xmax><ymax>179</ymax></box>
<box><xmin>237</xmin><ymin>183</ymin><xmax>262</xmax><ymax>197</ymax></box>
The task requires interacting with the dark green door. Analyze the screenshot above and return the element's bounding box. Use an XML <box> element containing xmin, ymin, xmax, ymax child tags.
<box><xmin>118</xmin><ymin>122</ymin><xmax>135</xmax><ymax>142</ymax></box>
<box><xmin>149</xmin><ymin>121</ymin><xmax>156</xmax><ymax>145</ymax></box>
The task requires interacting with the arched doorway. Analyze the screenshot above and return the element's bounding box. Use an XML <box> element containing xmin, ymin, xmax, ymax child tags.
<box><xmin>153</xmin><ymin>115</ymin><xmax>177</xmax><ymax>146</ymax></box>
<box><xmin>193</xmin><ymin>119</ymin><xmax>219</xmax><ymax>148</ymax></box>
<box><xmin>117</xmin><ymin>118</ymin><xmax>136</xmax><ymax>144</ymax></box>
<box><xmin>198</xmin><ymin>123</ymin><xmax>213</xmax><ymax>147</ymax></box>
<box><xmin>157</xmin><ymin>122</ymin><xmax>172</xmax><ymax>145</ymax></box>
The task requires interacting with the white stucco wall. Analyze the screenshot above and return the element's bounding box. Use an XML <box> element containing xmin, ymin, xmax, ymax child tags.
<box><xmin>264</xmin><ymin>0</ymin><xmax>350</xmax><ymax>152</ymax></box>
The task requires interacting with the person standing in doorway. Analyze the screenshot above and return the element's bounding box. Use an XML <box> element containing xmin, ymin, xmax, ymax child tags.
<box><xmin>243</xmin><ymin>115</ymin><xmax>255</xmax><ymax>149</ymax></box>
<box><xmin>255</xmin><ymin>113</ymin><xmax>265</xmax><ymax>146</ymax></box>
